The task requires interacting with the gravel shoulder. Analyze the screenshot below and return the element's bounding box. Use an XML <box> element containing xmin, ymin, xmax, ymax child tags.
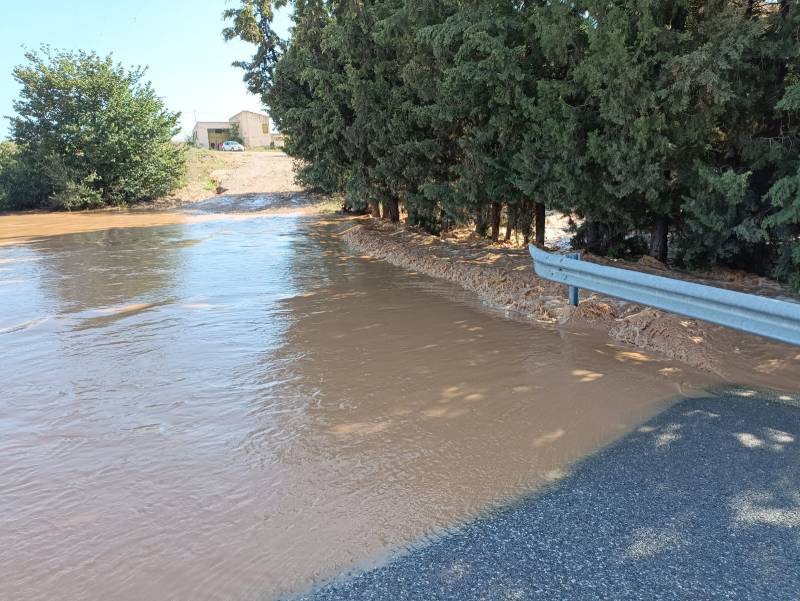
<box><xmin>299</xmin><ymin>388</ymin><xmax>800</xmax><ymax>601</ymax></box>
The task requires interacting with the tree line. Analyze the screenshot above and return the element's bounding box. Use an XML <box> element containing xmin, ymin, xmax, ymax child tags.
<box><xmin>226</xmin><ymin>0</ymin><xmax>800</xmax><ymax>289</ymax></box>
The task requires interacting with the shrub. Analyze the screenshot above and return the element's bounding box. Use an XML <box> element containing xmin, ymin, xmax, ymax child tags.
<box><xmin>0</xmin><ymin>142</ymin><xmax>16</xmax><ymax>211</ymax></box>
<box><xmin>0</xmin><ymin>141</ymin><xmax>40</xmax><ymax>211</ymax></box>
<box><xmin>3</xmin><ymin>47</ymin><xmax>186</xmax><ymax>210</ymax></box>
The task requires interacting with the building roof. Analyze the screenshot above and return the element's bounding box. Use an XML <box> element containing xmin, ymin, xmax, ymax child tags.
<box><xmin>229</xmin><ymin>110</ymin><xmax>269</xmax><ymax>121</ymax></box>
<box><xmin>193</xmin><ymin>121</ymin><xmax>232</xmax><ymax>131</ymax></box>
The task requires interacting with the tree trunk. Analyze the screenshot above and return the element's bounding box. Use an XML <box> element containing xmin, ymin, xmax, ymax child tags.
<box><xmin>369</xmin><ymin>202</ymin><xmax>381</xmax><ymax>218</ymax></box>
<box><xmin>650</xmin><ymin>216</ymin><xmax>669</xmax><ymax>263</ymax></box>
<box><xmin>406</xmin><ymin>203</ymin><xmax>417</xmax><ymax>226</ymax></box>
<box><xmin>490</xmin><ymin>202</ymin><xmax>502</xmax><ymax>242</ymax></box>
<box><xmin>585</xmin><ymin>220</ymin><xmax>607</xmax><ymax>255</ymax></box>
<box><xmin>747</xmin><ymin>240</ymin><xmax>771</xmax><ymax>276</ymax></box>
<box><xmin>345</xmin><ymin>201</ymin><xmax>369</xmax><ymax>215</ymax></box>
<box><xmin>505</xmin><ymin>205</ymin><xmax>514</xmax><ymax>242</ymax></box>
<box><xmin>475</xmin><ymin>205</ymin><xmax>490</xmax><ymax>237</ymax></box>
<box><xmin>383</xmin><ymin>197</ymin><xmax>400</xmax><ymax>223</ymax></box>
<box><xmin>534</xmin><ymin>202</ymin><xmax>546</xmax><ymax>246</ymax></box>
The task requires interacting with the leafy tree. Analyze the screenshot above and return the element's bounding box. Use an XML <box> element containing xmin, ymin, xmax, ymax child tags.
<box><xmin>5</xmin><ymin>48</ymin><xmax>185</xmax><ymax>210</ymax></box>
<box><xmin>0</xmin><ymin>142</ymin><xmax>31</xmax><ymax>211</ymax></box>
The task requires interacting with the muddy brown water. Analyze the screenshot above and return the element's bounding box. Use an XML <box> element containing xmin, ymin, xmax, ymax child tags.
<box><xmin>1</xmin><ymin>202</ymin><xmax>715</xmax><ymax>601</ymax></box>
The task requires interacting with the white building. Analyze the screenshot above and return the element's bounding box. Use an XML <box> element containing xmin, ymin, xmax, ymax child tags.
<box><xmin>192</xmin><ymin>111</ymin><xmax>285</xmax><ymax>149</ymax></box>
<box><xmin>191</xmin><ymin>121</ymin><xmax>232</xmax><ymax>150</ymax></box>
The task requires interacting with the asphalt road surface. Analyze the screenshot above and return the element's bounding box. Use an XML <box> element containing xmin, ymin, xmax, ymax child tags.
<box><xmin>297</xmin><ymin>389</ymin><xmax>800</xmax><ymax>601</ymax></box>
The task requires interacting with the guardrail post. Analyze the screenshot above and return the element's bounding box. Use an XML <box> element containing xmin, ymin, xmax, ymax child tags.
<box><xmin>528</xmin><ymin>245</ymin><xmax>800</xmax><ymax>346</ymax></box>
<box><xmin>567</xmin><ymin>252</ymin><xmax>580</xmax><ymax>306</ymax></box>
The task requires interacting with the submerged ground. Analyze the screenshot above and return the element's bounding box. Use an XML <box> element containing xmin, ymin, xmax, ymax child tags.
<box><xmin>1</xmin><ymin>153</ymin><xmax>798</xmax><ymax>601</ymax></box>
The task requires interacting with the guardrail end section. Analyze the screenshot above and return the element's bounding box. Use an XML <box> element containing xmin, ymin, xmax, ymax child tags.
<box><xmin>528</xmin><ymin>245</ymin><xmax>581</xmax><ymax>306</ymax></box>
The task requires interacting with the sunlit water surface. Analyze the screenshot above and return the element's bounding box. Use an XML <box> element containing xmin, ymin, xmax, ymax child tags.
<box><xmin>1</xmin><ymin>206</ymin><xmax>712</xmax><ymax>600</ymax></box>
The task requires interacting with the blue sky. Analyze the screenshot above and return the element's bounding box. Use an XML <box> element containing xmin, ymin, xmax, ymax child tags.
<box><xmin>0</xmin><ymin>0</ymin><xmax>292</xmax><ymax>139</ymax></box>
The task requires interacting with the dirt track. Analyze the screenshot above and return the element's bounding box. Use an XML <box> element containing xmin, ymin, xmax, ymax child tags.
<box><xmin>165</xmin><ymin>150</ymin><xmax>303</xmax><ymax>204</ymax></box>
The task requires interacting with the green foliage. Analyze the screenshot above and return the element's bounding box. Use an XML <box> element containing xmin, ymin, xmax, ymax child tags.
<box><xmin>0</xmin><ymin>142</ymin><xmax>23</xmax><ymax>210</ymax></box>
<box><xmin>761</xmin><ymin>7</ymin><xmax>800</xmax><ymax>289</ymax></box>
<box><xmin>48</xmin><ymin>173</ymin><xmax>105</xmax><ymax>211</ymax></box>
<box><xmin>0</xmin><ymin>143</ymin><xmax>10</xmax><ymax>210</ymax></box>
<box><xmin>2</xmin><ymin>47</ymin><xmax>185</xmax><ymax>210</ymax></box>
<box><xmin>765</xmin><ymin>164</ymin><xmax>800</xmax><ymax>288</ymax></box>
<box><xmin>222</xmin><ymin>0</ymin><xmax>289</xmax><ymax>104</ymax></box>
<box><xmin>226</xmin><ymin>0</ymin><xmax>800</xmax><ymax>290</ymax></box>
<box><xmin>678</xmin><ymin>167</ymin><xmax>761</xmax><ymax>268</ymax></box>
<box><xmin>264</xmin><ymin>3</ymin><xmax>354</xmax><ymax>197</ymax></box>
<box><xmin>417</xmin><ymin>1</ymin><xmax>530</xmax><ymax>231</ymax></box>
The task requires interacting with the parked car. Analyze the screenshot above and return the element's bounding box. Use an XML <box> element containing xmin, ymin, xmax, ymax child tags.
<box><xmin>221</xmin><ymin>141</ymin><xmax>245</xmax><ymax>152</ymax></box>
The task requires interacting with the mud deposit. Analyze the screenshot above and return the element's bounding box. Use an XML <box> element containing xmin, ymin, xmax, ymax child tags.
<box><xmin>0</xmin><ymin>208</ymin><xmax>716</xmax><ymax>601</ymax></box>
<box><xmin>341</xmin><ymin>220</ymin><xmax>800</xmax><ymax>391</ymax></box>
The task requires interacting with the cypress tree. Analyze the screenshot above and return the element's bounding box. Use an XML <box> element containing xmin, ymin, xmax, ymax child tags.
<box><xmin>224</xmin><ymin>0</ymin><xmax>800</xmax><ymax>289</ymax></box>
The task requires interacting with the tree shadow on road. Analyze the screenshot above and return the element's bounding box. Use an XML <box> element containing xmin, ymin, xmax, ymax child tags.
<box><xmin>300</xmin><ymin>388</ymin><xmax>800</xmax><ymax>601</ymax></box>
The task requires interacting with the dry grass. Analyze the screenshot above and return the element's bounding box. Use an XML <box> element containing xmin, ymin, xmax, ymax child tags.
<box><xmin>163</xmin><ymin>147</ymin><xmax>227</xmax><ymax>203</ymax></box>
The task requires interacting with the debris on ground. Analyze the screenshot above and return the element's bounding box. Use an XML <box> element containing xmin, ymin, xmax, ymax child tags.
<box><xmin>341</xmin><ymin>218</ymin><xmax>799</xmax><ymax>388</ymax></box>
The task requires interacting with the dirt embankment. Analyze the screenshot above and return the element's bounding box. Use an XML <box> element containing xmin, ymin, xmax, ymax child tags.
<box><xmin>341</xmin><ymin>218</ymin><xmax>800</xmax><ymax>390</ymax></box>
<box><xmin>161</xmin><ymin>149</ymin><xmax>303</xmax><ymax>205</ymax></box>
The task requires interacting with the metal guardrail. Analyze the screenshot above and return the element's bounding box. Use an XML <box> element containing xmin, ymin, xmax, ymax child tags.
<box><xmin>529</xmin><ymin>245</ymin><xmax>800</xmax><ymax>347</ymax></box>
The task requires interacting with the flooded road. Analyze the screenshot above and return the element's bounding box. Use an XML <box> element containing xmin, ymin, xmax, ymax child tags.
<box><xmin>1</xmin><ymin>205</ymin><xmax>713</xmax><ymax>600</ymax></box>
